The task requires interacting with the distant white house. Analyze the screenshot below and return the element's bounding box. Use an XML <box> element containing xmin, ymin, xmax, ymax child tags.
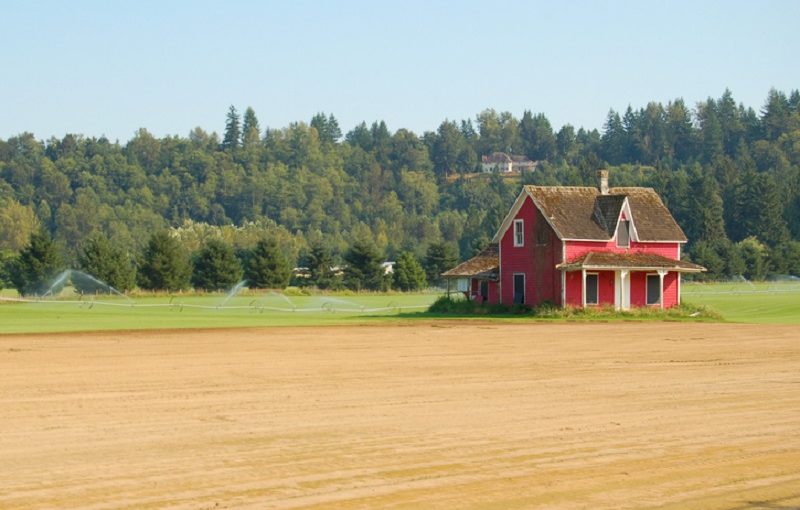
<box><xmin>381</xmin><ymin>261</ymin><xmax>395</xmax><ymax>275</ymax></box>
<box><xmin>481</xmin><ymin>152</ymin><xmax>537</xmax><ymax>174</ymax></box>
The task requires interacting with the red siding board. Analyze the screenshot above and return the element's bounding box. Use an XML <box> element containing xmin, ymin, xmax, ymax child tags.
<box><xmin>488</xmin><ymin>280</ymin><xmax>500</xmax><ymax>304</ymax></box>
<box><xmin>598</xmin><ymin>270</ymin><xmax>615</xmax><ymax>305</ymax></box>
<box><xmin>630</xmin><ymin>272</ymin><xmax>647</xmax><ymax>307</ymax></box>
<box><xmin>663</xmin><ymin>272</ymin><xmax>678</xmax><ymax>308</ymax></box>
<box><xmin>566</xmin><ymin>240</ymin><xmax>680</xmax><ymax>260</ymax></box>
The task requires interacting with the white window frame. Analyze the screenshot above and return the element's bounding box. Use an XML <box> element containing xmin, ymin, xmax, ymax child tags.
<box><xmin>513</xmin><ymin>219</ymin><xmax>524</xmax><ymax>247</ymax></box>
<box><xmin>585</xmin><ymin>272</ymin><xmax>599</xmax><ymax>306</ymax></box>
<box><xmin>646</xmin><ymin>273</ymin><xmax>661</xmax><ymax>305</ymax></box>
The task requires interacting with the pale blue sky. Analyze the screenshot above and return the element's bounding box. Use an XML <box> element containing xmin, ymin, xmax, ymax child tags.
<box><xmin>2</xmin><ymin>1</ymin><xmax>798</xmax><ymax>141</ymax></box>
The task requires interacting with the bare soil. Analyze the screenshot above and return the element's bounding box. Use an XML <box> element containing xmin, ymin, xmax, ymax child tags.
<box><xmin>2</xmin><ymin>322</ymin><xmax>799</xmax><ymax>509</ymax></box>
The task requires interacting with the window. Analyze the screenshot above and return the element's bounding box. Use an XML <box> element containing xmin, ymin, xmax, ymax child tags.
<box><xmin>513</xmin><ymin>219</ymin><xmax>524</xmax><ymax>247</ymax></box>
<box><xmin>513</xmin><ymin>274</ymin><xmax>525</xmax><ymax>304</ymax></box>
<box><xmin>646</xmin><ymin>274</ymin><xmax>661</xmax><ymax>305</ymax></box>
<box><xmin>585</xmin><ymin>273</ymin><xmax>599</xmax><ymax>305</ymax></box>
<box><xmin>616</xmin><ymin>220</ymin><xmax>630</xmax><ymax>248</ymax></box>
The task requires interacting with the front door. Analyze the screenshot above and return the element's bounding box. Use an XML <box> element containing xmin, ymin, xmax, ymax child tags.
<box><xmin>513</xmin><ymin>274</ymin><xmax>525</xmax><ymax>304</ymax></box>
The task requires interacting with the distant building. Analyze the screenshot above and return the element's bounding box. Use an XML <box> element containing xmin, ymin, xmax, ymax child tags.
<box><xmin>480</xmin><ymin>152</ymin><xmax>537</xmax><ymax>174</ymax></box>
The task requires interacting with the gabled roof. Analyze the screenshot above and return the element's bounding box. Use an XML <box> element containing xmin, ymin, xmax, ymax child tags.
<box><xmin>557</xmin><ymin>251</ymin><xmax>706</xmax><ymax>273</ymax></box>
<box><xmin>492</xmin><ymin>186</ymin><xmax>687</xmax><ymax>243</ymax></box>
<box><xmin>441</xmin><ymin>244</ymin><xmax>499</xmax><ymax>280</ymax></box>
<box><xmin>593</xmin><ymin>195</ymin><xmax>627</xmax><ymax>237</ymax></box>
<box><xmin>481</xmin><ymin>152</ymin><xmax>512</xmax><ymax>164</ymax></box>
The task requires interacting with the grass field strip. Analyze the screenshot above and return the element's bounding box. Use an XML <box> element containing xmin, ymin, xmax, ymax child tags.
<box><xmin>0</xmin><ymin>295</ymin><xmax>429</xmax><ymax>313</ymax></box>
<box><xmin>682</xmin><ymin>288</ymin><xmax>800</xmax><ymax>295</ymax></box>
<box><xmin>682</xmin><ymin>282</ymin><xmax>800</xmax><ymax>295</ymax></box>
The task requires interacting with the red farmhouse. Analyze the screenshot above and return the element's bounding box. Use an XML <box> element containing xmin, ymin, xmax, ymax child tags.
<box><xmin>443</xmin><ymin>171</ymin><xmax>705</xmax><ymax>309</ymax></box>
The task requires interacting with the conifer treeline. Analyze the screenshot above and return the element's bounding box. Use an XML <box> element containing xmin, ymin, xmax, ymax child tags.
<box><xmin>1</xmin><ymin>88</ymin><xmax>799</xmax><ymax>287</ymax></box>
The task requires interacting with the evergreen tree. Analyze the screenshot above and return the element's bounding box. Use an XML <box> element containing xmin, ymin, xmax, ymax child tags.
<box><xmin>738</xmin><ymin>171</ymin><xmax>790</xmax><ymax>245</ymax></box>
<box><xmin>601</xmin><ymin>110</ymin><xmax>626</xmax><ymax>164</ymax></box>
<box><xmin>137</xmin><ymin>231</ymin><xmax>191</xmax><ymax>291</ymax></box>
<box><xmin>222</xmin><ymin>105</ymin><xmax>241</xmax><ymax>151</ymax></box>
<box><xmin>698</xmin><ymin>100</ymin><xmax>724</xmax><ymax>161</ymax></box>
<box><xmin>77</xmin><ymin>235</ymin><xmax>136</xmax><ymax>293</ymax></box>
<box><xmin>432</xmin><ymin>120</ymin><xmax>469</xmax><ymax>179</ymax></box>
<box><xmin>686</xmin><ymin>168</ymin><xmax>727</xmax><ymax>243</ymax></box>
<box><xmin>191</xmin><ymin>239</ymin><xmax>243</xmax><ymax>291</ymax></box>
<box><xmin>9</xmin><ymin>230</ymin><xmax>63</xmax><ymax>296</ymax></box>
<box><xmin>423</xmin><ymin>242</ymin><xmax>457</xmax><ymax>287</ymax></box>
<box><xmin>244</xmin><ymin>238</ymin><xmax>291</xmax><ymax>289</ymax></box>
<box><xmin>754</xmin><ymin>172</ymin><xmax>790</xmax><ymax>246</ymax></box>
<box><xmin>393</xmin><ymin>251</ymin><xmax>427</xmax><ymax>291</ymax></box>
<box><xmin>555</xmin><ymin>124</ymin><xmax>576</xmax><ymax>160</ymax></box>
<box><xmin>241</xmin><ymin>107</ymin><xmax>261</xmax><ymax>148</ymax></box>
<box><xmin>520</xmin><ymin>111</ymin><xmax>556</xmax><ymax>161</ymax></box>
<box><xmin>762</xmin><ymin>88</ymin><xmax>790</xmax><ymax>140</ymax></box>
<box><xmin>342</xmin><ymin>237</ymin><xmax>385</xmax><ymax>291</ymax></box>
<box><xmin>306</xmin><ymin>240</ymin><xmax>337</xmax><ymax>289</ymax></box>
<box><xmin>310</xmin><ymin>112</ymin><xmax>342</xmax><ymax>144</ymax></box>
<box><xmin>666</xmin><ymin>98</ymin><xmax>696</xmax><ymax>162</ymax></box>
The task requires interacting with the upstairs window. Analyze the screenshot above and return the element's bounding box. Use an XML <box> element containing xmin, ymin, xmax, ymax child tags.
<box><xmin>616</xmin><ymin>220</ymin><xmax>630</xmax><ymax>248</ymax></box>
<box><xmin>513</xmin><ymin>219</ymin><xmax>524</xmax><ymax>247</ymax></box>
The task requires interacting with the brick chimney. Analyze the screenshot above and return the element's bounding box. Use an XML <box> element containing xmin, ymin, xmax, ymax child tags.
<box><xmin>598</xmin><ymin>170</ymin><xmax>609</xmax><ymax>195</ymax></box>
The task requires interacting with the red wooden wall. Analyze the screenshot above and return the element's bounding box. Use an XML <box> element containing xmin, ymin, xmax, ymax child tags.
<box><xmin>499</xmin><ymin>198</ymin><xmax>561</xmax><ymax>306</ymax></box>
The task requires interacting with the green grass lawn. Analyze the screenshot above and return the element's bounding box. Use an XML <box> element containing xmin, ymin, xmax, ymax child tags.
<box><xmin>1</xmin><ymin>281</ymin><xmax>797</xmax><ymax>334</ymax></box>
<box><xmin>681</xmin><ymin>281</ymin><xmax>800</xmax><ymax>324</ymax></box>
<box><xmin>0</xmin><ymin>291</ymin><xmax>439</xmax><ymax>334</ymax></box>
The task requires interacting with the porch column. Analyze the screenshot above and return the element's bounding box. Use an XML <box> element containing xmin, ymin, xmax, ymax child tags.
<box><xmin>620</xmin><ymin>269</ymin><xmax>629</xmax><ymax>310</ymax></box>
<box><xmin>581</xmin><ymin>269</ymin><xmax>586</xmax><ymax>308</ymax></box>
<box><xmin>657</xmin><ymin>269</ymin><xmax>667</xmax><ymax>309</ymax></box>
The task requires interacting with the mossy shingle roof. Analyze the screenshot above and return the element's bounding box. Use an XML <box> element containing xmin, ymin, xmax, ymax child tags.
<box><xmin>525</xmin><ymin>186</ymin><xmax>687</xmax><ymax>242</ymax></box>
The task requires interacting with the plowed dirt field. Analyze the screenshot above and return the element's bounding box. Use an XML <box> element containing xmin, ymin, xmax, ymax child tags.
<box><xmin>2</xmin><ymin>323</ymin><xmax>799</xmax><ymax>509</ymax></box>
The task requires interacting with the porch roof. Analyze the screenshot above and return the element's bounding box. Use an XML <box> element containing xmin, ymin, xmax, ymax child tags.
<box><xmin>557</xmin><ymin>251</ymin><xmax>706</xmax><ymax>273</ymax></box>
<box><xmin>441</xmin><ymin>244</ymin><xmax>499</xmax><ymax>281</ymax></box>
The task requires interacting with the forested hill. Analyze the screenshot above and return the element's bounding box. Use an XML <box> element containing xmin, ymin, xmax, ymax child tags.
<box><xmin>2</xmin><ymin>88</ymin><xmax>800</xmax><ymax>280</ymax></box>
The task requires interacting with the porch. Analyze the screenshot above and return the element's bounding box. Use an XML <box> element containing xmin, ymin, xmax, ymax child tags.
<box><xmin>440</xmin><ymin>244</ymin><xmax>499</xmax><ymax>304</ymax></box>
<box><xmin>557</xmin><ymin>252</ymin><xmax>706</xmax><ymax>310</ymax></box>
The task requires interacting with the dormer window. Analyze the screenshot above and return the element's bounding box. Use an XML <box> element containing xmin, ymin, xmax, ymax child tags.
<box><xmin>513</xmin><ymin>219</ymin><xmax>524</xmax><ymax>247</ymax></box>
<box><xmin>616</xmin><ymin>220</ymin><xmax>630</xmax><ymax>248</ymax></box>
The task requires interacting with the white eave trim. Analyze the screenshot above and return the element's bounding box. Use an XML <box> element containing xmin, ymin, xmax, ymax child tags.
<box><xmin>561</xmin><ymin>237</ymin><xmax>688</xmax><ymax>243</ymax></box>
<box><xmin>564</xmin><ymin>265</ymin><xmax>704</xmax><ymax>273</ymax></box>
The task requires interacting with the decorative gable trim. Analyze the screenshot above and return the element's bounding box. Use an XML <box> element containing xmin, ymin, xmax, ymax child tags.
<box><xmin>612</xmin><ymin>197</ymin><xmax>640</xmax><ymax>245</ymax></box>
